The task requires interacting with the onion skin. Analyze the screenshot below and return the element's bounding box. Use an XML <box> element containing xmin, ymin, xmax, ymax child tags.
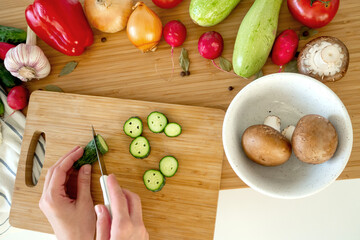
<box><xmin>84</xmin><ymin>0</ymin><xmax>133</xmax><ymax>33</ymax></box>
<box><xmin>127</xmin><ymin>2</ymin><xmax>162</xmax><ymax>52</ymax></box>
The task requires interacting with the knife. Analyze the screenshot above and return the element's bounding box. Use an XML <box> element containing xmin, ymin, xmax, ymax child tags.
<box><xmin>92</xmin><ymin>125</ymin><xmax>112</xmax><ymax>218</ymax></box>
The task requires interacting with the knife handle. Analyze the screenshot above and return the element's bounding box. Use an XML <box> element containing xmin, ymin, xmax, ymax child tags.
<box><xmin>100</xmin><ymin>175</ymin><xmax>112</xmax><ymax>218</ymax></box>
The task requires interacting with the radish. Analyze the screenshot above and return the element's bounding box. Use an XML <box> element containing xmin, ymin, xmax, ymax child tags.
<box><xmin>163</xmin><ymin>20</ymin><xmax>187</xmax><ymax>74</ymax></box>
<box><xmin>152</xmin><ymin>0</ymin><xmax>183</xmax><ymax>9</ymax></box>
<box><xmin>7</xmin><ymin>85</ymin><xmax>29</xmax><ymax>111</ymax></box>
<box><xmin>271</xmin><ymin>29</ymin><xmax>299</xmax><ymax>70</ymax></box>
<box><xmin>198</xmin><ymin>31</ymin><xmax>235</xmax><ymax>74</ymax></box>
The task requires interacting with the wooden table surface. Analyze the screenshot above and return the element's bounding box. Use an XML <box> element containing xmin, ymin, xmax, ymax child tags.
<box><xmin>1</xmin><ymin>0</ymin><xmax>360</xmax><ymax>190</ymax></box>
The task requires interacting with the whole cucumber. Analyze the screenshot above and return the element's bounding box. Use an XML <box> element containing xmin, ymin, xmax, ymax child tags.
<box><xmin>233</xmin><ymin>0</ymin><xmax>283</xmax><ymax>78</ymax></box>
<box><xmin>0</xmin><ymin>61</ymin><xmax>17</xmax><ymax>88</ymax></box>
<box><xmin>189</xmin><ymin>0</ymin><xmax>241</xmax><ymax>27</ymax></box>
<box><xmin>0</xmin><ymin>25</ymin><xmax>27</xmax><ymax>45</ymax></box>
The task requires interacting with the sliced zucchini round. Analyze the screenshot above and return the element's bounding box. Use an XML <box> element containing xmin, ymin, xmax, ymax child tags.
<box><xmin>164</xmin><ymin>123</ymin><xmax>182</xmax><ymax>137</ymax></box>
<box><xmin>159</xmin><ymin>156</ymin><xmax>178</xmax><ymax>177</ymax></box>
<box><xmin>96</xmin><ymin>134</ymin><xmax>109</xmax><ymax>155</ymax></box>
<box><xmin>143</xmin><ymin>170</ymin><xmax>165</xmax><ymax>192</ymax></box>
<box><xmin>123</xmin><ymin>117</ymin><xmax>143</xmax><ymax>138</ymax></box>
<box><xmin>129</xmin><ymin>136</ymin><xmax>150</xmax><ymax>159</ymax></box>
<box><xmin>147</xmin><ymin>111</ymin><xmax>168</xmax><ymax>133</ymax></box>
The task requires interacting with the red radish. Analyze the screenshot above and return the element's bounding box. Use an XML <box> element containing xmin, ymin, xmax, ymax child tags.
<box><xmin>152</xmin><ymin>0</ymin><xmax>183</xmax><ymax>9</ymax></box>
<box><xmin>271</xmin><ymin>29</ymin><xmax>299</xmax><ymax>69</ymax></box>
<box><xmin>7</xmin><ymin>86</ymin><xmax>29</xmax><ymax>111</ymax></box>
<box><xmin>163</xmin><ymin>20</ymin><xmax>187</xmax><ymax>73</ymax></box>
<box><xmin>0</xmin><ymin>42</ymin><xmax>16</xmax><ymax>60</ymax></box>
<box><xmin>198</xmin><ymin>31</ymin><xmax>234</xmax><ymax>74</ymax></box>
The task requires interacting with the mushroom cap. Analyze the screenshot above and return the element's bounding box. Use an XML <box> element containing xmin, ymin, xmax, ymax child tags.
<box><xmin>297</xmin><ymin>36</ymin><xmax>349</xmax><ymax>82</ymax></box>
<box><xmin>241</xmin><ymin>124</ymin><xmax>292</xmax><ymax>166</ymax></box>
<box><xmin>292</xmin><ymin>114</ymin><xmax>338</xmax><ymax>164</ymax></box>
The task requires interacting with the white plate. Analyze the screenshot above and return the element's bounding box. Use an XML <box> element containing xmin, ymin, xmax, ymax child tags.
<box><xmin>222</xmin><ymin>73</ymin><xmax>353</xmax><ymax>199</ymax></box>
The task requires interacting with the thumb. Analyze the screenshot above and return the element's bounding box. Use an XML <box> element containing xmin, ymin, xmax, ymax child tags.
<box><xmin>95</xmin><ymin>205</ymin><xmax>111</xmax><ymax>240</ymax></box>
<box><xmin>77</xmin><ymin>164</ymin><xmax>92</xmax><ymax>202</ymax></box>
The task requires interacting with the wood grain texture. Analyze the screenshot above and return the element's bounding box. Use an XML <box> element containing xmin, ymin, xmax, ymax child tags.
<box><xmin>10</xmin><ymin>91</ymin><xmax>225</xmax><ymax>238</ymax></box>
<box><xmin>0</xmin><ymin>0</ymin><xmax>359</xmax><ymax>190</ymax></box>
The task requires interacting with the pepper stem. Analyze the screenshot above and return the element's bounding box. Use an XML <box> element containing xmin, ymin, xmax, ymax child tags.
<box><xmin>18</xmin><ymin>66</ymin><xmax>36</xmax><ymax>80</ymax></box>
<box><xmin>26</xmin><ymin>26</ymin><xmax>37</xmax><ymax>46</ymax></box>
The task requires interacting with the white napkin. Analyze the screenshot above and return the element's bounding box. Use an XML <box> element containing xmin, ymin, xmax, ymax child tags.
<box><xmin>0</xmin><ymin>86</ymin><xmax>45</xmax><ymax>235</ymax></box>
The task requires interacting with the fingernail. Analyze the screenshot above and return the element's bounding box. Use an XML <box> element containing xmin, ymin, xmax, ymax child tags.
<box><xmin>95</xmin><ymin>205</ymin><xmax>102</xmax><ymax>215</ymax></box>
<box><xmin>83</xmin><ymin>164</ymin><xmax>91</xmax><ymax>175</ymax></box>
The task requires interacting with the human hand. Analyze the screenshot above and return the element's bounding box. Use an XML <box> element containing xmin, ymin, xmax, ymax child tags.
<box><xmin>95</xmin><ymin>174</ymin><xmax>149</xmax><ymax>240</ymax></box>
<box><xmin>39</xmin><ymin>146</ymin><xmax>96</xmax><ymax>240</ymax></box>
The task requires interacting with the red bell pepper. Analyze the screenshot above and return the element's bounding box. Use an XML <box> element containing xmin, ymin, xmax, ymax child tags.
<box><xmin>0</xmin><ymin>42</ymin><xmax>15</xmax><ymax>60</ymax></box>
<box><xmin>25</xmin><ymin>0</ymin><xmax>93</xmax><ymax>56</ymax></box>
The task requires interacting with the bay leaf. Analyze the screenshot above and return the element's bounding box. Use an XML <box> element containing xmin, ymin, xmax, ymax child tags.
<box><xmin>179</xmin><ymin>48</ymin><xmax>190</xmax><ymax>72</ymax></box>
<box><xmin>59</xmin><ymin>61</ymin><xmax>78</xmax><ymax>77</ymax></box>
<box><xmin>299</xmin><ymin>26</ymin><xmax>319</xmax><ymax>40</ymax></box>
<box><xmin>254</xmin><ymin>69</ymin><xmax>264</xmax><ymax>80</ymax></box>
<box><xmin>284</xmin><ymin>59</ymin><xmax>298</xmax><ymax>73</ymax></box>
<box><xmin>44</xmin><ymin>85</ymin><xmax>64</xmax><ymax>92</ymax></box>
<box><xmin>219</xmin><ymin>57</ymin><xmax>233</xmax><ymax>72</ymax></box>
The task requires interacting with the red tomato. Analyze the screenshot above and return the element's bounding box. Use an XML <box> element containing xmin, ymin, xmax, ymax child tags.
<box><xmin>287</xmin><ymin>0</ymin><xmax>339</xmax><ymax>28</ymax></box>
<box><xmin>152</xmin><ymin>0</ymin><xmax>183</xmax><ymax>9</ymax></box>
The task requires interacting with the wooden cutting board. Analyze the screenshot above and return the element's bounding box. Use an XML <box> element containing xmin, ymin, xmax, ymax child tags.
<box><xmin>10</xmin><ymin>90</ymin><xmax>225</xmax><ymax>239</ymax></box>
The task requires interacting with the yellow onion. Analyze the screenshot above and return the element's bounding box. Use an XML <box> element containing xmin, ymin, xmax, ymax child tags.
<box><xmin>127</xmin><ymin>2</ymin><xmax>162</xmax><ymax>52</ymax></box>
<box><xmin>84</xmin><ymin>0</ymin><xmax>133</xmax><ymax>33</ymax></box>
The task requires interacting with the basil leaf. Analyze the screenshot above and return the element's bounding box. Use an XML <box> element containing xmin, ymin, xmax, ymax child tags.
<box><xmin>254</xmin><ymin>69</ymin><xmax>264</xmax><ymax>79</ymax></box>
<box><xmin>284</xmin><ymin>59</ymin><xmax>298</xmax><ymax>73</ymax></box>
<box><xmin>59</xmin><ymin>61</ymin><xmax>78</xmax><ymax>77</ymax></box>
<box><xmin>44</xmin><ymin>85</ymin><xmax>64</xmax><ymax>92</ymax></box>
<box><xmin>179</xmin><ymin>48</ymin><xmax>190</xmax><ymax>72</ymax></box>
<box><xmin>299</xmin><ymin>26</ymin><xmax>319</xmax><ymax>40</ymax></box>
<box><xmin>219</xmin><ymin>57</ymin><xmax>233</xmax><ymax>72</ymax></box>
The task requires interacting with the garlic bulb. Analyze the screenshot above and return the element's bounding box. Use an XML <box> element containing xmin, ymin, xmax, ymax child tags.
<box><xmin>4</xmin><ymin>26</ymin><xmax>50</xmax><ymax>82</ymax></box>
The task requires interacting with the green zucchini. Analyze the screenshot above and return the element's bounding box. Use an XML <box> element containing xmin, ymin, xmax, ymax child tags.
<box><xmin>189</xmin><ymin>0</ymin><xmax>241</xmax><ymax>27</ymax></box>
<box><xmin>0</xmin><ymin>61</ymin><xmax>17</xmax><ymax>88</ymax></box>
<box><xmin>233</xmin><ymin>0</ymin><xmax>283</xmax><ymax>78</ymax></box>
<box><xmin>123</xmin><ymin>117</ymin><xmax>143</xmax><ymax>138</ymax></box>
<box><xmin>164</xmin><ymin>123</ymin><xmax>182</xmax><ymax>137</ymax></box>
<box><xmin>143</xmin><ymin>170</ymin><xmax>165</xmax><ymax>192</ymax></box>
<box><xmin>129</xmin><ymin>136</ymin><xmax>150</xmax><ymax>159</ymax></box>
<box><xmin>73</xmin><ymin>134</ymin><xmax>109</xmax><ymax>169</ymax></box>
<box><xmin>159</xmin><ymin>156</ymin><xmax>178</xmax><ymax>177</ymax></box>
<box><xmin>0</xmin><ymin>98</ymin><xmax>4</xmax><ymax>118</ymax></box>
<box><xmin>147</xmin><ymin>111</ymin><xmax>168</xmax><ymax>133</ymax></box>
<box><xmin>0</xmin><ymin>25</ymin><xmax>27</xmax><ymax>45</ymax></box>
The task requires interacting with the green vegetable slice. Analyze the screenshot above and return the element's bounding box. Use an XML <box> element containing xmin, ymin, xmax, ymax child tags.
<box><xmin>164</xmin><ymin>123</ymin><xmax>182</xmax><ymax>137</ymax></box>
<box><xmin>129</xmin><ymin>136</ymin><xmax>150</xmax><ymax>159</ymax></box>
<box><xmin>159</xmin><ymin>156</ymin><xmax>178</xmax><ymax>177</ymax></box>
<box><xmin>123</xmin><ymin>117</ymin><xmax>143</xmax><ymax>138</ymax></box>
<box><xmin>143</xmin><ymin>170</ymin><xmax>165</xmax><ymax>192</ymax></box>
<box><xmin>147</xmin><ymin>111</ymin><xmax>168</xmax><ymax>133</ymax></box>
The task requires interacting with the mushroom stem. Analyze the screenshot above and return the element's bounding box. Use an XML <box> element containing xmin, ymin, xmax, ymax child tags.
<box><xmin>264</xmin><ymin>115</ymin><xmax>281</xmax><ymax>132</ymax></box>
<box><xmin>282</xmin><ymin>125</ymin><xmax>295</xmax><ymax>142</ymax></box>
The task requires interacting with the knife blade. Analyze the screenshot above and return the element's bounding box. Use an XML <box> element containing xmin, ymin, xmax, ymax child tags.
<box><xmin>92</xmin><ymin>125</ymin><xmax>112</xmax><ymax>218</ymax></box>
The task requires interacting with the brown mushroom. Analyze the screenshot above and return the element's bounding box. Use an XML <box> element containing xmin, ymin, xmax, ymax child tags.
<box><xmin>292</xmin><ymin>114</ymin><xmax>338</xmax><ymax>164</ymax></box>
<box><xmin>242</xmin><ymin>120</ymin><xmax>292</xmax><ymax>167</ymax></box>
<box><xmin>297</xmin><ymin>36</ymin><xmax>349</xmax><ymax>82</ymax></box>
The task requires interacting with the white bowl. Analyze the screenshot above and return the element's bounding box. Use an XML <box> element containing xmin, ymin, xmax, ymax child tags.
<box><xmin>222</xmin><ymin>73</ymin><xmax>353</xmax><ymax>199</ymax></box>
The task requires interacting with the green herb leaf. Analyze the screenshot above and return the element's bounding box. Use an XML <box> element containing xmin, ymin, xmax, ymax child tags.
<box><xmin>179</xmin><ymin>48</ymin><xmax>190</xmax><ymax>72</ymax></box>
<box><xmin>59</xmin><ymin>61</ymin><xmax>78</xmax><ymax>77</ymax></box>
<box><xmin>284</xmin><ymin>59</ymin><xmax>298</xmax><ymax>73</ymax></box>
<box><xmin>44</xmin><ymin>85</ymin><xmax>64</xmax><ymax>92</ymax></box>
<box><xmin>299</xmin><ymin>26</ymin><xmax>319</xmax><ymax>40</ymax></box>
<box><xmin>219</xmin><ymin>57</ymin><xmax>233</xmax><ymax>72</ymax></box>
<box><xmin>254</xmin><ymin>69</ymin><xmax>264</xmax><ymax>80</ymax></box>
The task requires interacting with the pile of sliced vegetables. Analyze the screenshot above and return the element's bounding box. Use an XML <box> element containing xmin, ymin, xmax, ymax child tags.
<box><xmin>123</xmin><ymin>111</ymin><xmax>182</xmax><ymax>192</ymax></box>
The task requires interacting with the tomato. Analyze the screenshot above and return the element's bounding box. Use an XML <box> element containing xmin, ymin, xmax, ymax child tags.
<box><xmin>152</xmin><ymin>0</ymin><xmax>183</xmax><ymax>9</ymax></box>
<box><xmin>287</xmin><ymin>0</ymin><xmax>339</xmax><ymax>28</ymax></box>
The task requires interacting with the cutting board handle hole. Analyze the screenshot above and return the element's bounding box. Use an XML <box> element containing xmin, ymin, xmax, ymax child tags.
<box><xmin>25</xmin><ymin>131</ymin><xmax>46</xmax><ymax>187</ymax></box>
